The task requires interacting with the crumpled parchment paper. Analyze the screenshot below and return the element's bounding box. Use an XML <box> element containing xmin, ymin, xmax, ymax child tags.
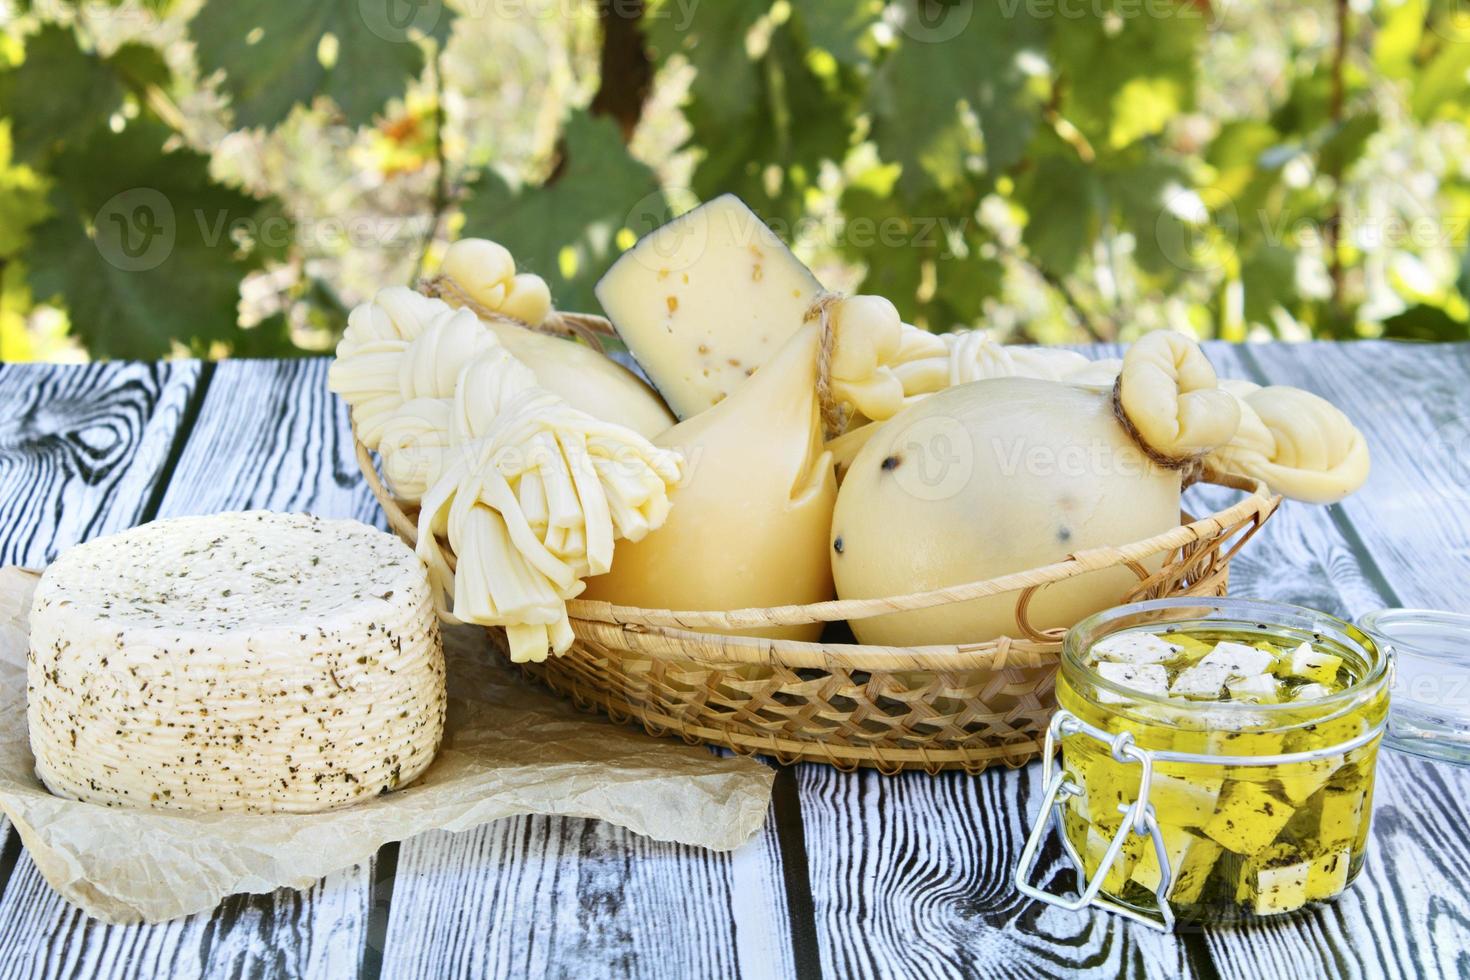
<box><xmin>0</xmin><ymin>567</ymin><xmax>773</xmax><ymax>924</ymax></box>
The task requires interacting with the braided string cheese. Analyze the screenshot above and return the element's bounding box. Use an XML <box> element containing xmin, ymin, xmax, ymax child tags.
<box><xmin>1116</xmin><ymin>331</ymin><xmax>1241</xmax><ymax>461</ymax></box>
<box><xmin>1207</xmin><ymin>380</ymin><xmax>1370</xmax><ymax>503</ymax></box>
<box><xmin>330</xmin><ymin>290</ymin><xmax>684</xmax><ymax>663</ymax></box>
<box><xmin>327</xmin><ymin>288</ymin><xmax>498</xmax><ymax>449</ymax></box>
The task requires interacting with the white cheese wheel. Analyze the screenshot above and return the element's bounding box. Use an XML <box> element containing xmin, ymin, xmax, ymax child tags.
<box><xmin>27</xmin><ymin>512</ymin><xmax>445</xmax><ymax>814</ymax></box>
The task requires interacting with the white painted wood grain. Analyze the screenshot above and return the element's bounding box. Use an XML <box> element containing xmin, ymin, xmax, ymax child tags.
<box><xmin>155</xmin><ymin>359</ymin><xmax>385</xmax><ymax>527</ymax></box>
<box><xmin>380</xmin><ymin>812</ymin><xmax>792</xmax><ymax>980</ymax></box>
<box><xmin>0</xmin><ymin>869</ymin><xmax>368</xmax><ymax>980</ymax></box>
<box><xmin>0</xmin><ymin>361</ymin><xmax>199</xmax><ymax>567</ymax></box>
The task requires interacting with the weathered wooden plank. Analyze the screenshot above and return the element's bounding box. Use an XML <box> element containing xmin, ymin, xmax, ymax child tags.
<box><xmin>380</xmin><ymin>811</ymin><xmax>794</xmax><ymax>980</ymax></box>
<box><xmin>1229</xmin><ymin>341</ymin><xmax>1470</xmax><ymax>980</ymax></box>
<box><xmin>0</xmin><ymin>874</ymin><xmax>369</xmax><ymax>980</ymax></box>
<box><xmin>0</xmin><ymin>361</ymin><xmax>200</xmax><ymax>567</ymax></box>
<box><xmin>155</xmin><ymin>359</ymin><xmax>384</xmax><ymax>525</ymax></box>
<box><xmin>1240</xmin><ymin>341</ymin><xmax>1470</xmax><ymax>614</ymax></box>
<box><xmin>0</xmin><ymin>359</ymin><xmax>373</xmax><ymax>980</ymax></box>
<box><xmin>0</xmin><ymin>360</ymin><xmax>207</xmax><ymax>977</ymax></box>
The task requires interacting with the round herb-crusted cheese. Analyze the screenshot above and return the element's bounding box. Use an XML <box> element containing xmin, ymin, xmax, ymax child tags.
<box><xmin>27</xmin><ymin>511</ymin><xmax>446</xmax><ymax>813</ymax></box>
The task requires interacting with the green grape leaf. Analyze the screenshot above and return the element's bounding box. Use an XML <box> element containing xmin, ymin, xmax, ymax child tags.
<box><xmin>839</xmin><ymin>174</ymin><xmax>1001</xmax><ymax>330</ymax></box>
<box><xmin>790</xmin><ymin>0</ymin><xmax>879</xmax><ymax>65</ymax></box>
<box><xmin>27</xmin><ymin>118</ymin><xmax>286</xmax><ymax>358</ymax></box>
<box><xmin>869</xmin><ymin>0</ymin><xmax>1045</xmax><ymax>199</ymax></box>
<box><xmin>231</xmin><ymin>312</ymin><xmax>302</xmax><ymax>356</ymax></box>
<box><xmin>1103</xmin><ymin>149</ymin><xmax>1195</xmax><ymax>277</ymax></box>
<box><xmin>190</xmin><ymin>0</ymin><xmax>453</xmax><ymax>129</ymax></box>
<box><xmin>0</xmin><ymin>124</ymin><xmax>51</xmax><ymax>258</ymax></box>
<box><xmin>107</xmin><ymin>41</ymin><xmax>173</xmax><ymax>91</ymax></box>
<box><xmin>0</xmin><ymin>25</ymin><xmax>127</xmax><ymax>164</ymax></box>
<box><xmin>1410</xmin><ymin>34</ymin><xmax>1470</xmax><ymax>122</ymax></box>
<box><xmin>647</xmin><ymin>0</ymin><xmax>852</xmax><ymax>226</ymax></box>
<box><xmin>1380</xmin><ymin>303</ymin><xmax>1468</xmax><ymax>341</ymax></box>
<box><xmin>1316</xmin><ymin>111</ymin><xmax>1379</xmax><ymax>177</ymax></box>
<box><xmin>1374</xmin><ymin>0</ymin><xmax>1424</xmax><ymax>79</ymax></box>
<box><xmin>1015</xmin><ymin>153</ymin><xmax>1100</xmax><ymax>275</ymax></box>
<box><xmin>1239</xmin><ymin>243</ymin><xmax>1297</xmax><ymax>325</ymax></box>
<box><xmin>460</xmin><ymin>111</ymin><xmax>665</xmax><ymax>315</ymax></box>
<box><xmin>1050</xmin><ymin>0</ymin><xmax>1203</xmax><ymax>152</ymax></box>
<box><xmin>1205</xmin><ymin>120</ymin><xmax>1283</xmax><ymax>216</ymax></box>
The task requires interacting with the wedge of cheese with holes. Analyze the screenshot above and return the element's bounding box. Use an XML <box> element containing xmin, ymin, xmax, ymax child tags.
<box><xmin>27</xmin><ymin>512</ymin><xmax>446</xmax><ymax>814</ymax></box>
<box><xmin>594</xmin><ymin>193</ymin><xmax>824</xmax><ymax>419</ymax></box>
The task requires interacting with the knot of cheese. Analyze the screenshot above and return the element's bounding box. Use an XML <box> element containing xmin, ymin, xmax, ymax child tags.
<box><xmin>1208</xmin><ymin>381</ymin><xmax>1370</xmax><ymax>503</ymax></box>
<box><xmin>440</xmin><ymin>237</ymin><xmax>554</xmax><ymax>328</ymax></box>
<box><xmin>826</xmin><ymin>295</ymin><xmax>907</xmax><ymax>422</ymax></box>
<box><xmin>1116</xmin><ymin>332</ymin><xmax>1240</xmax><ymax>463</ymax></box>
<box><xmin>331</xmin><ymin>288</ymin><xmax>684</xmax><ymax>665</ymax></box>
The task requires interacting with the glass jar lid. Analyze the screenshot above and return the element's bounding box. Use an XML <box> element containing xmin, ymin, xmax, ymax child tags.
<box><xmin>1358</xmin><ymin>608</ymin><xmax>1470</xmax><ymax>767</ymax></box>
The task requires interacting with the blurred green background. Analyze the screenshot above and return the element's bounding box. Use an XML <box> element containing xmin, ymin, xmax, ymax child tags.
<box><xmin>1</xmin><ymin>0</ymin><xmax>1468</xmax><ymax>362</ymax></box>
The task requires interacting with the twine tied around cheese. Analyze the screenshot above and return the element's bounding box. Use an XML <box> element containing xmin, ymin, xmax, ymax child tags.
<box><xmin>804</xmin><ymin>291</ymin><xmax>848</xmax><ymax>441</ymax></box>
<box><xmin>1111</xmin><ymin>375</ymin><xmax>1207</xmax><ymax>484</ymax></box>
<box><xmin>417</xmin><ymin>274</ymin><xmax>612</xmax><ymax>354</ymax></box>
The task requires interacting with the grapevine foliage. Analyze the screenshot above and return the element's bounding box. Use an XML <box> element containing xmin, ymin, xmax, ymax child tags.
<box><xmin>1</xmin><ymin>0</ymin><xmax>1468</xmax><ymax>360</ymax></box>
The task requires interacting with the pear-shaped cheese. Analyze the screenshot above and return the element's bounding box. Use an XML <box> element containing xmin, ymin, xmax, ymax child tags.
<box><xmin>580</xmin><ymin>322</ymin><xmax>835</xmax><ymax>641</ymax></box>
<box><xmin>830</xmin><ymin>378</ymin><xmax>1181</xmax><ymax>645</ymax></box>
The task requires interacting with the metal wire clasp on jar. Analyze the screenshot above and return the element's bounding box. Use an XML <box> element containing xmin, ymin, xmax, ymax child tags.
<box><xmin>1012</xmin><ymin>598</ymin><xmax>1391</xmax><ymax>931</ymax></box>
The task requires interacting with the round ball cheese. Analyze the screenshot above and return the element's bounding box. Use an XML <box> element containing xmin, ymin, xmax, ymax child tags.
<box><xmin>27</xmin><ymin>512</ymin><xmax>445</xmax><ymax>813</ymax></box>
<box><xmin>831</xmin><ymin>378</ymin><xmax>1181</xmax><ymax>646</ymax></box>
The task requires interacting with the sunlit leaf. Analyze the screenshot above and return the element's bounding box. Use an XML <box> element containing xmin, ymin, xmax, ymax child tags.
<box><xmin>461</xmin><ymin>111</ymin><xmax>665</xmax><ymax>316</ymax></box>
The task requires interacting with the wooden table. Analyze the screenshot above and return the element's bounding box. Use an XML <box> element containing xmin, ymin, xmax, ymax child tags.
<box><xmin>0</xmin><ymin>341</ymin><xmax>1466</xmax><ymax>979</ymax></box>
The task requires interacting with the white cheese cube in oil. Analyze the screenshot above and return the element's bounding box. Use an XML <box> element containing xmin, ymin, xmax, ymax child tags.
<box><xmin>1132</xmin><ymin>825</ymin><xmax>1223</xmax><ymax>903</ymax></box>
<box><xmin>1226</xmin><ymin>673</ymin><xmax>1282</xmax><ymax>704</ymax></box>
<box><xmin>1306</xmin><ymin>847</ymin><xmax>1352</xmax><ymax>900</ymax></box>
<box><xmin>1281</xmin><ymin>641</ymin><xmax>1343</xmax><ymax>686</ymax></box>
<box><xmin>1293</xmin><ymin>682</ymin><xmax>1334</xmax><ymax>701</ymax></box>
<box><xmin>1203</xmin><ymin>781</ymin><xmax>1296</xmax><ymax>854</ymax></box>
<box><xmin>1170</xmin><ymin>661</ymin><xmax>1233</xmax><ymax>700</ymax></box>
<box><xmin>1241</xmin><ymin>853</ymin><xmax>1312</xmax><ymax>914</ymax></box>
<box><xmin>1095</xmin><ymin>662</ymin><xmax>1170</xmax><ymax>703</ymax></box>
<box><xmin>1090</xmin><ymin>631</ymin><xmax>1184</xmax><ymax>667</ymax></box>
<box><xmin>1200</xmin><ymin>641</ymin><xmax>1278</xmax><ymax>678</ymax></box>
<box><xmin>1150</xmin><ymin>764</ymin><xmax>1225</xmax><ymax>827</ymax></box>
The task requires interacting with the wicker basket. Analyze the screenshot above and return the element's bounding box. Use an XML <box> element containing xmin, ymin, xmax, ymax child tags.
<box><xmin>353</xmin><ymin>305</ymin><xmax>1280</xmax><ymax>774</ymax></box>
